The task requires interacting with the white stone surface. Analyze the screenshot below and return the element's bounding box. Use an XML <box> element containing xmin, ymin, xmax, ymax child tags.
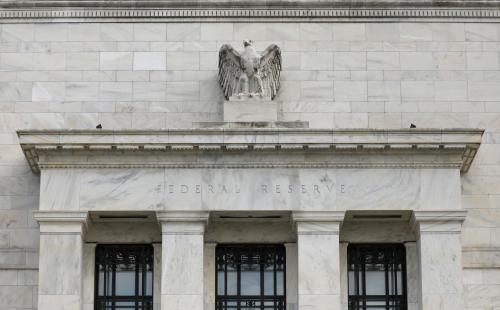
<box><xmin>34</xmin><ymin>211</ymin><xmax>88</xmax><ymax>310</ymax></box>
<box><xmin>294</xmin><ymin>211</ymin><xmax>344</xmax><ymax>310</ymax></box>
<box><xmin>224</xmin><ymin>97</ymin><xmax>278</xmax><ymax>122</ymax></box>
<box><xmin>158</xmin><ymin>212</ymin><xmax>208</xmax><ymax>310</ymax></box>
<box><xmin>414</xmin><ymin>211</ymin><xmax>467</xmax><ymax>310</ymax></box>
<box><xmin>0</xmin><ymin>19</ymin><xmax>499</xmax><ymax>310</ymax></box>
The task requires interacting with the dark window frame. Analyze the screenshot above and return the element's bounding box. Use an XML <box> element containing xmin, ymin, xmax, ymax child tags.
<box><xmin>216</xmin><ymin>244</ymin><xmax>286</xmax><ymax>310</ymax></box>
<box><xmin>94</xmin><ymin>244</ymin><xmax>154</xmax><ymax>310</ymax></box>
<box><xmin>348</xmin><ymin>243</ymin><xmax>407</xmax><ymax>310</ymax></box>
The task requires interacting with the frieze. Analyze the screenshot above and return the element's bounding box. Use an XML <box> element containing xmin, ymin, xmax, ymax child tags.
<box><xmin>165</xmin><ymin>182</ymin><xmax>346</xmax><ymax>195</ymax></box>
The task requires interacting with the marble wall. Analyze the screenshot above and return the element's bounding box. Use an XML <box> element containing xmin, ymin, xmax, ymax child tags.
<box><xmin>0</xmin><ymin>21</ymin><xmax>499</xmax><ymax>309</ymax></box>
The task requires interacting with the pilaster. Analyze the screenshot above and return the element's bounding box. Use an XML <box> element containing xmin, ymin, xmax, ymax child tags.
<box><xmin>292</xmin><ymin>211</ymin><xmax>345</xmax><ymax>310</ymax></box>
<box><xmin>33</xmin><ymin>211</ymin><xmax>89</xmax><ymax>310</ymax></box>
<box><xmin>204</xmin><ymin>242</ymin><xmax>217</xmax><ymax>310</ymax></box>
<box><xmin>284</xmin><ymin>243</ymin><xmax>298</xmax><ymax>310</ymax></box>
<box><xmin>412</xmin><ymin>210</ymin><xmax>467</xmax><ymax>310</ymax></box>
<box><xmin>157</xmin><ymin>211</ymin><xmax>209</xmax><ymax>310</ymax></box>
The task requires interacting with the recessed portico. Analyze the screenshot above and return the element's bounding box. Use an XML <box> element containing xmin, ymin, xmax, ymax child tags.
<box><xmin>21</xmin><ymin>128</ymin><xmax>482</xmax><ymax>310</ymax></box>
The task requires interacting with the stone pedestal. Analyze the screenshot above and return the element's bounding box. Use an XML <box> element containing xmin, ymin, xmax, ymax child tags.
<box><xmin>224</xmin><ymin>96</ymin><xmax>278</xmax><ymax>122</ymax></box>
<box><xmin>292</xmin><ymin>211</ymin><xmax>345</xmax><ymax>310</ymax></box>
<box><xmin>33</xmin><ymin>211</ymin><xmax>89</xmax><ymax>310</ymax></box>
<box><xmin>413</xmin><ymin>211</ymin><xmax>467</xmax><ymax>310</ymax></box>
<box><xmin>157</xmin><ymin>211</ymin><xmax>209</xmax><ymax>310</ymax></box>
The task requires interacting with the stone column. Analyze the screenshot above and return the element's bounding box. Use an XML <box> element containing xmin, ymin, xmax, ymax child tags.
<box><xmin>82</xmin><ymin>243</ymin><xmax>96</xmax><ymax>310</ymax></box>
<box><xmin>284</xmin><ymin>243</ymin><xmax>298</xmax><ymax>310</ymax></box>
<box><xmin>404</xmin><ymin>242</ymin><xmax>419</xmax><ymax>310</ymax></box>
<box><xmin>153</xmin><ymin>243</ymin><xmax>162</xmax><ymax>310</ymax></box>
<box><xmin>412</xmin><ymin>211</ymin><xmax>467</xmax><ymax>310</ymax></box>
<box><xmin>33</xmin><ymin>211</ymin><xmax>89</xmax><ymax>310</ymax></box>
<box><xmin>204</xmin><ymin>242</ymin><xmax>217</xmax><ymax>310</ymax></box>
<box><xmin>157</xmin><ymin>211</ymin><xmax>209</xmax><ymax>310</ymax></box>
<box><xmin>292</xmin><ymin>211</ymin><xmax>345</xmax><ymax>310</ymax></box>
<box><xmin>339</xmin><ymin>242</ymin><xmax>349</xmax><ymax>310</ymax></box>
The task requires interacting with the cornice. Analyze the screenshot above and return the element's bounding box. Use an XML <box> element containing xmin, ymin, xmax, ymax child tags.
<box><xmin>1</xmin><ymin>1</ymin><xmax>500</xmax><ymax>22</ymax></box>
<box><xmin>17</xmin><ymin>128</ymin><xmax>483</xmax><ymax>174</ymax></box>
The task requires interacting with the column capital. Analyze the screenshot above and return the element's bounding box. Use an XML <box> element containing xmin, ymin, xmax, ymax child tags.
<box><xmin>411</xmin><ymin>210</ymin><xmax>467</xmax><ymax>234</ymax></box>
<box><xmin>33</xmin><ymin>211</ymin><xmax>89</xmax><ymax>235</ymax></box>
<box><xmin>156</xmin><ymin>211</ymin><xmax>209</xmax><ymax>235</ymax></box>
<box><xmin>292</xmin><ymin>211</ymin><xmax>345</xmax><ymax>235</ymax></box>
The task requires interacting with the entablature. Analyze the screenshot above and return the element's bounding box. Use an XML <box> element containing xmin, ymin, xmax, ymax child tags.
<box><xmin>18</xmin><ymin>128</ymin><xmax>483</xmax><ymax>174</ymax></box>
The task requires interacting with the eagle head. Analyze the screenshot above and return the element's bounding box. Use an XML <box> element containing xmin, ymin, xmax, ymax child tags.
<box><xmin>243</xmin><ymin>39</ymin><xmax>254</xmax><ymax>47</ymax></box>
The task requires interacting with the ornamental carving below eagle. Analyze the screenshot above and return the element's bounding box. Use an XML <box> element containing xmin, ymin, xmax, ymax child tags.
<box><xmin>218</xmin><ymin>40</ymin><xmax>282</xmax><ymax>100</ymax></box>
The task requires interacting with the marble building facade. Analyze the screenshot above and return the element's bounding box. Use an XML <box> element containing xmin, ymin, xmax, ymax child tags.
<box><xmin>0</xmin><ymin>1</ymin><xmax>500</xmax><ymax>310</ymax></box>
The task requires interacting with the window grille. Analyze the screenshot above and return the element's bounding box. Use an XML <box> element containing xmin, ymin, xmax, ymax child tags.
<box><xmin>95</xmin><ymin>244</ymin><xmax>154</xmax><ymax>310</ymax></box>
<box><xmin>216</xmin><ymin>244</ymin><xmax>286</xmax><ymax>310</ymax></box>
<box><xmin>348</xmin><ymin>244</ymin><xmax>407</xmax><ymax>310</ymax></box>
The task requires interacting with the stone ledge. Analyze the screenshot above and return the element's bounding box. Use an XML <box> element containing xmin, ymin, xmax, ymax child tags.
<box><xmin>1</xmin><ymin>1</ymin><xmax>500</xmax><ymax>21</ymax></box>
<box><xmin>17</xmin><ymin>128</ymin><xmax>484</xmax><ymax>173</ymax></box>
<box><xmin>2</xmin><ymin>0</ymin><xmax>500</xmax><ymax>9</ymax></box>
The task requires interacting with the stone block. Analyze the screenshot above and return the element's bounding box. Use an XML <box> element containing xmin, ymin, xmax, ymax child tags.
<box><xmin>433</xmin><ymin>52</ymin><xmax>466</xmax><ymax>70</ymax></box>
<box><xmin>133</xmin><ymin>82</ymin><xmax>166</xmax><ymax>101</ymax></box>
<box><xmin>133</xmin><ymin>52</ymin><xmax>166</xmax><ymax>71</ymax></box>
<box><xmin>0</xmin><ymin>53</ymin><xmax>34</xmax><ymax>71</ymax></box>
<box><xmin>34</xmin><ymin>53</ymin><xmax>66</xmax><ymax>70</ymax></box>
<box><xmin>65</xmin><ymin>82</ymin><xmax>99</xmax><ymax>101</ymax></box>
<box><xmin>300</xmin><ymin>52</ymin><xmax>333</xmax><ymax>70</ymax></box>
<box><xmin>435</xmin><ymin>81</ymin><xmax>467</xmax><ymax>101</ymax></box>
<box><xmin>166</xmin><ymin>82</ymin><xmax>199</xmax><ymax>101</ymax></box>
<box><xmin>224</xmin><ymin>97</ymin><xmax>278</xmax><ymax>122</ymax></box>
<box><xmin>167</xmin><ymin>24</ymin><xmax>200</xmax><ymax>41</ymax></box>
<box><xmin>67</xmin><ymin>24</ymin><xmax>100</xmax><ymax>42</ymax></box>
<box><xmin>234</xmin><ymin>24</ymin><xmax>267</xmax><ymax>40</ymax></box>
<box><xmin>334</xmin><ymin>52</ymin><xmax>366</xmax><ymax>70</ymax></box>
<box><xmin>66</xmin><ymin>52</ymin><xmax>99</xmax><ymax>70</ymax></box>
<box><xmin>100</xmin><ymin>24</ymin><xmax>133</xmax><ymax>41</ymax></box>
<box><xmin>32</xmin><ymin>82</ymin><xmax>65</xmax><ymax>102</ymax></box>
<box><xmin>35</xmin><ymin>24</ymin><xmax>67</xmax><ymax>42</ymax></box>
<box><xmin>367</xmin><ymin>24</ymin><xmax>400</xmax><ymax>42</ymax></box>
<box><xmin>299</xmin><ymin>23</ymin><xmax>333</xmax><ymax>41</ymax></box>
<box><xmin>166</xmin><ymin>52</ymin><xmax>200</xmax><ymax>70</ymax></box>
<box><xmin>367</xmin><ymin>52</ymin><xmax>399</xmax><ymax>70</ymax></box>
<box><xmin>467</xmin><ymin>52</ymin><xmax>500</xmax><ymax>70</ymax></box>
<box><xmin>100</xmin><ymin>52</ymin><xmax>133</xmax><ymax>70</ymax></box>
<box><xmin>465</xmin><ymin>23</ymin><xmax>499</xmax><ymax>41</ymax></box>
<box><xmin>368</xmin><ymin>81</ymin><xmax>401</xmax><ymax>101</ymax></box>
<box><xmin>400</xmin><ymin>52</ymin><xmax>435</xmax><ymax>70</ymax></box>
<box><xmin>300</xmin><ymin>81</ymin><xmax>333</xmax><ymax>101</ymax></box>
<box><xmin>432</xmin><ymin>23</ymin><xmax>465</xmax><ymax>41</ymax></box>
<box><xmin>400</xmin><ymin>23</ymin><xmax>433</xmax><ymax>41</ymax></box>
<box><xmin>334</xmin><ymin>81</ymin><xmax>367</xmax><ymax>101</ymax></box>
<box><xmin>332</xmin><ymin>24</ymin><xmax>365</xmax><ymax>41</ymax></box>
<box><xmin>200</xmin><ymin>24</ymin><xmax>233</xmax><ymax>41</ymax></box>
<box><xmin>134</xmin><ymin>23</ymin><xmax>167</xmax><ymax>41</ymax></box>
<box><xmin>1</xmin><ymin>24</ymin><xmax>34</xmax><ymax>41</ymax></box>
<box><xmin>401</xmin><ymin>81</ymin><xmax>434</xmax><ymax>100</ymax></box>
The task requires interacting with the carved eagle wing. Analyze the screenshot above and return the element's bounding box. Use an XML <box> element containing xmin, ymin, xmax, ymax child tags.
<box><xmin>259</xmin><ymin>44</ymin><xmax>282</xmax><ymax>100</ymax></box>
<box><xmin>218</xmin><ymin>44</ymin><xmax>243</xmax><ymax>100</ymax></box>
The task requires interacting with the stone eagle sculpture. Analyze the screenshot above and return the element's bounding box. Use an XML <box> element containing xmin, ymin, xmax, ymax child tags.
<box><xmin>218</xmin><ymin>40</ymin><xmax>281</xmax><ymax>100</ymax></box>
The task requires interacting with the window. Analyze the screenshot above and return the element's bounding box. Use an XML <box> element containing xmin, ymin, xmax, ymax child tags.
<box><xmin>348</xmin><ymin>244</ymin><xmax>407</xmax><ymax>310</ymax></box>
<box><xmin>216</xmin><ymin>244</ymin><xmax>286</xmax><ymax>310</ymax></box>
<box><xmin>95</xmin><ymin>244</ymin><xmax>154</xmax><ymax>310</ymax></box>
